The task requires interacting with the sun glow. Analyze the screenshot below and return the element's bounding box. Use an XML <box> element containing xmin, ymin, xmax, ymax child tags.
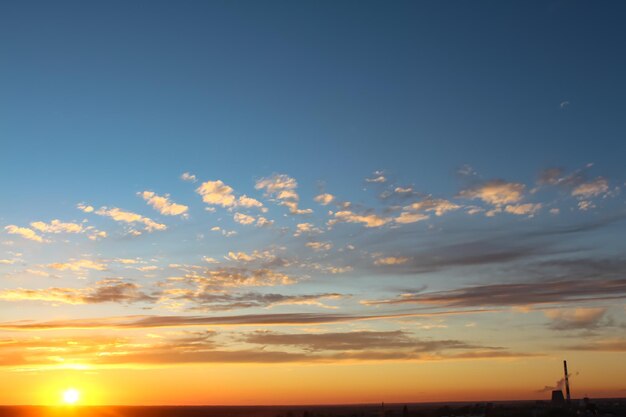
<box><xmin>62</xmin><ymin>388</ymin><xmax>80</xmax><ymax>405</ymax></box>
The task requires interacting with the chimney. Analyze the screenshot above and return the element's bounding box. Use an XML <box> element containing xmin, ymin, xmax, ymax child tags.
<box><xmin>563</xmin><ymin>360</ymin><xmax>571</xmax><ymax>402</ymax></box>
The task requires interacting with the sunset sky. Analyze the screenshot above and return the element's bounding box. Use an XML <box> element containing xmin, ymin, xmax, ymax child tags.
<box><xmin>1</xmin><ymin>0</ymin><xmax>626</xmax><ymax>406</ymax></box>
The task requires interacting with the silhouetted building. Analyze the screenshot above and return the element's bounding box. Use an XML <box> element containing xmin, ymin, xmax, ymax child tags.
<box><xmin>551</xmin><ymin>390</ymin><xmax>565</xmax><ymax>404</ymax></box>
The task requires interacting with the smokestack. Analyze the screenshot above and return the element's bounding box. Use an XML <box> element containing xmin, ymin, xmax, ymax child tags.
<box><xmin>563</xmin><ymin>360</ymin><xmax>571</xmax><ymax>402</ymax></box>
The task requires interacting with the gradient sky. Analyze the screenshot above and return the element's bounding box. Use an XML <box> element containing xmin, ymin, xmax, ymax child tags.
<box><xmin>1</xmin><ymin>0</ymin><xmax>626</xmax><ymax>406</ymax></box>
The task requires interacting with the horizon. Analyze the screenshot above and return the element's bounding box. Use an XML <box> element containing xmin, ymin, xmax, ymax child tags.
<box><xmin>1</xmin><ymin>0</ymin><xmax>626</xmax><ymax>408</ymax></box>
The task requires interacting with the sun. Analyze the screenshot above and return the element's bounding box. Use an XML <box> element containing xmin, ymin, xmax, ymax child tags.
<box><xmin>62</xmin><ymin>388</ymin><xmax>80</xmax><ymax>405</ymax></box>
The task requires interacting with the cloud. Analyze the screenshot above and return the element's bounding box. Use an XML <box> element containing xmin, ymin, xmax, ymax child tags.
<box><xmin>394</xmin><ymin>187</ymin><xmax>413</xmax><ymax>193</ymax></box>
<box><xmin>30</xmin><ymin>220</ymin><xmax>83</xmax><ymax>234</ymax></box>
<box><xmin>210</xmin><ymin>227</ymin><xmax>237</xmax><ymax>237</ymax></box>
<box><xmin>139</xmin><ymin>191</ymin><xmax>188</xmax><ymax>216</ymax></box>
<box><xmin>504</xmin><ymin>203</ymin><xmax>542</xmax><ymax>216</ymax></box>
<box><xmin>243</xmin><ymin>330</ymin><xmax>480</xmax><ymax>352</ymax></box>
<box><xmin>364</xmin><ymin>279</ymin><xmax>626</xmax><ymax>308</ymax></box>
<box><xmin>237</xmin><ymin>195</ymin><xmax>264</xmax><ymax>209</ymax></box>
<box><xmin>171</xmin><ymin>266</ymin><xmax>295</xmax><ymax>289</ymax></box>
<box><xmin>366</xmin><ymin>171</ymin><xmax>387</xmax><ymax>183</ymax></box>
<box><xmin>564</xmin><ymin>339</ymin><xmax>626</xmax><ymax>352</ymax></box>
<box><xmin>294</xmin><ymin>222</ymin><xmax>322</xmax><ymax>237</ymax></box>
<box><xmin>255</xmin><ymin>174</ymin><xmax>312</xmax><ymax>214</ymax></box>
<box><xmin>180</xmin><ymin>172</ymin><xmax>197</xmax><ymax>182</ymax></box>
<box><xmin>233</xmin><ymin>213</ymin><xmax>272</xmax><ymax>227</ymax></box>
<box><xmin>374</xmin><ymin>256</ymin><xmax>409</xmax><ymax>266</ymax></box>
<box><xmin>544</xmin><ymin>307</ymin><xmax>608</xmax><ymax>330</ymax></box>
<box><xmin>94</xmin><ymin>207</ymin><xmax>166</xmax><ymax>232</ymax></box>
<box><xmin>394</xmin><ymin>198</ymin><xmax>460</xmax><ymax>223</ymax></box>
<box><xmin>163</xmin><ymin>291</ymin><xmax>344</xmax><ymax>311</ymax></box>
<box><xmin>0</xmin><ymin>310</ymin><xmax>496</xmax><ymax>330</ymax></box>
<box><xmin>233</xmin><ymin>212</ymin><xmax>255</xmax><ymax>225</ymax></box>
<box><xmin>458</xmin><ymin>180</ymin><xmax>525</xmax><ymax>206</ymax></box>
<box><xmin>195</xmin><ymin>180</ymin><xmax>264</xmax><ymax>211</ymax></box>
<box><xmin>195</xmin><ymin>180</ymin><xmax>237</xmax><ymax>208</ymax></box>
<box><xmin>76</xmin><ymin>203</ymin><xmax>94</xmax><ymax>213</ymax></box>
<box><xmin>330</xmin><ymin>210</ymin><xmax>390</xmax><ymax>228</ymax></box>
<box><xmin>226</xmin><ymin>250</ymin><xmax>276</xmax><ymax>263</ymax></box>
<box><xmin>571</xmin><ymin>177</ymin><xmax>609</xmax><ymax>199</ymax></box>
<box><xmin>4</xmin><ymin>225</ymin><xmax>44</xmax><ymax>242</ymax></box>
<box><xmin>314</xmin><ymin>193</ymin><xmax>335</xmax><ymax>205</ymax></box>
<box><xmin>362</xmin><ymin>239</ymin><xmax>545</xmax><ymax>275</ymax></box>
<box><xmin>47</xmin><ymin>259</ymin><xmax>107</xmax><ymax>272</ymax></box>
<box><xmin>305</xmin><ymin>241</ymin><xmax>333</xmax><ymax>252</ymax></box>
<box><xmin>0</xmin><ymin>279</ymin><xmax>153</xmax><ymax>305</ymax></box>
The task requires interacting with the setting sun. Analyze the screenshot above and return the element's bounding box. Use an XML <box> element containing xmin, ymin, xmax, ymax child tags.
<box><xmin>62</xmin><ymin>388</ymin><xmax>80</xmax><ymax>405</ymax></box>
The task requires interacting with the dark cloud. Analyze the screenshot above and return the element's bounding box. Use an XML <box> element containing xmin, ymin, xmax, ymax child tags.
<box><xmin>0</xmin><ymin>330</ymin><xmax>532</xmax><ymax>367</ymax></box>
<box><xmin>0</xmin><ymin>309</ymin><xmax>497</xmax><ymax>330</ymax></box>
<box><xmin>364</xmin><ymin>279</ymin><xmax>626</xmax><ymax>308</ymax></box>
<box><xmin>165</xmin><ymin>291</ymin><xmax>344</xmax><ymax>311</ymax></box>
<box><xmin>563</xmin><ymin>339</ymin><xmax>626</xmax><ymax>352</ymax></box>
<box><xmin>243</xmin><ymin>330</ymin><xmax>480</xmax><ymax>352</ymax></box>
<box><xmin>0</xmin><ymin>279</ymin><xmax>155</xmax><ymax>305</ymax></box>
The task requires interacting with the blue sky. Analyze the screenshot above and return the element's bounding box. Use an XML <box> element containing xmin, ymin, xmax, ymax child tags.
<box><xmin>1</xmin><ymin>0</ymin><xmax>626</xmax><ymax>404</ymax></box>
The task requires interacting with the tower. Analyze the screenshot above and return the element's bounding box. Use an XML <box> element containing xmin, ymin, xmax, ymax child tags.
<box><xmin>563</xmin><ymin>360</ymin><xmax>571</xmax><ymax>402</ymax></box>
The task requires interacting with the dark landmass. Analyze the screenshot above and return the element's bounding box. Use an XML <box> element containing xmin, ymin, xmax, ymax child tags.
<box><xmin>1</xmin><ymin>398</ymin><xmax>625</xmax><ymax>417</ymax></box>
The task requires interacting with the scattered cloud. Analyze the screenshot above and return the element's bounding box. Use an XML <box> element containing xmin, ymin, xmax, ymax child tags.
<box><xmin>256</xmin><ymin>174</ymin><xmax>312</xmax><ymax>214</ymax></box>
<box><xmin>366</xmin><ymin>171</ymin><xmax>387</xmax><ymax>183</ymax></box>
<box><xmin>30</xmin><ymin>220</ymin><xmax>83</xmax><ymax>234</ymax></box>
<box><xmin>330</xmin><ymin>210</ymin><xmax>390</xmax><ymax>228</ymax></box>
<box><xmin>139</xmin><ymin>191</ymin><xmax>188</xmax><ymax>217</ymax></box>
<box><xmin>458</xmin><ymin>180</ymin><xmax>525</xmax><ymax>206</ymax></box>
<box><xmin>4</xmin><ymin>225</ymin><xmax>44</xmax><ymax>243</ymax></box>
<box><xmin>571</xmin><ymin>177</ymin><xmax>609</xmax><ymax>199</ymax></box>
<box><xmin>94</xmin><ymin>207</ymin><xmax>166</xmax><ymax>232</ymax></box>
<box><xmin>314</xmin><ymin>193</ymin><xmax>335</xmax><ymax>206</ymax></box>
<box><xmin>180</xmin><ymin>172</ymin><xmax>197</xmax><ymax>183</ymax></box>
<box><xmin>374</xmin><ymin>256</ymin><xmax>409</xmax><ymax>266</ymax></box>
<box><xmin>504</xmin><ymin>203</ymin><xmax>542</xmax><ymax>216</ymax></box>
<box><xmin>47</xmin><ymin>259</ymin><xmax>107</xmax><ymax>272</ymax></box>
<box><xmin>0</xmin><ymin>279</ymin><xmax>153</xmax><ymax>305</ymax></box>
<box><xmin>305</xmin><ymin>241</ymin><xmax>333</xmax><ymax>252</ymax></box>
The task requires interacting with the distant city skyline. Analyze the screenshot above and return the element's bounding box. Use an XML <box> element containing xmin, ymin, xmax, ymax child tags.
<box><xmin>1</xmin><ymin>0</ymin><xmax>625</xmax><ymax>406</ymax></box>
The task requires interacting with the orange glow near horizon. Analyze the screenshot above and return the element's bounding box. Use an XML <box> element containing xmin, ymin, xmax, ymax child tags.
<box><xmin>1</xmin><ymin>353</ymin><xmax>623</xmax><ymax>406</ymax></box>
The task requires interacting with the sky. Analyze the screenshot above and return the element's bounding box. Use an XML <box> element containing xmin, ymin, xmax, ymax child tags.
<box><xmin>1</xmin><ymin>0</ymin><xmax>626</xmax><ymax>406</ymax></box>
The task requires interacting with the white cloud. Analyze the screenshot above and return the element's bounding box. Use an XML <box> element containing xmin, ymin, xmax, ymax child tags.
<box><xmin>4</xmin><ymin>225</ymin><xmax>44</xmax><ymax>243</ymax></box>
<box><xmin>233</xmin><ymin>213</ymin><xmax>256</xmax><ymax>225</ymax></box>
<box><xmin>366</xmin><ymin>171</ymin><xmax>387</xmax><ymax>183</ymax></box>
<box><xmin>305</xmin><ymin>241</ymin><xmax>333</xmax><ymax>252</ymax></box>
<box><xmin>47</xmin><ymin>259</ymin><xmax>107</xmax><ymax>272</ymax></box>
<box><xmin>30</xmin><ymin>220</ymin><xmax>83</xmax><ymax>234</ymax></box>
<box><xmin>196</xmin><ymin>180</ymin><xmax>237</xmax><ymax>208</ymax></box>
<box><xmin>395</xmin><ymin>198</ymin><xmax>460</xmax><ymax>223</ymax></box>
<box><xmin>294</xmin><ymin>223</ymin><xmax>322</xmax><ymax>237</ymax></box>
<box><xmin>330</xmin><ymin>210</ymin><xmax>390</xmax><ymax>228</ymax></box>
<box><xmin>255</xmin><ymin>174</ymin><xmax>311</xmax><ymax>215</ymax></box>
<box><xmin>76</xmin><ymin>203</ymin><xmax>94</xmax><ymax>213</ymax></box>
<box><xmin>571</xmin><ymin>177</ymin><xmax>609</xmax><ymax>199</ymax></box>
<box><xmin>139</xmin><ymin>191</ymin><xmax>188</xmax><ymax>216</ymax></box>
<box><xmin>180</xmin><ymin>172</ymin><xmax>197</xmax><ymax>182</ymax></box>
<box><xmin>504</xmin><ymin>203</ymin><xmax>542</xmax><ymax>216</ymax></box>
<box><xmin>374</xmin><ymin>256</ymin><xmax>409</xmax><ymax>266</ymax></box>
<box><xmin>394</xmin><ymin>212</ymin><xmax>429</xmax><ymax>224</ymax></box>
<box><xmin>95</xmin><ymin>207</ymin><xmax>166</xmax><ymax>232</ymax></box>
<box><xmin>458</xmin><ymin>180</ymin><xmax>525</xmax><ymax>206</ymax></box>
<box><xmin>314</xmin><ymin>193</ymin><xmax>335</xmax><ymax>205</ymax></box>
